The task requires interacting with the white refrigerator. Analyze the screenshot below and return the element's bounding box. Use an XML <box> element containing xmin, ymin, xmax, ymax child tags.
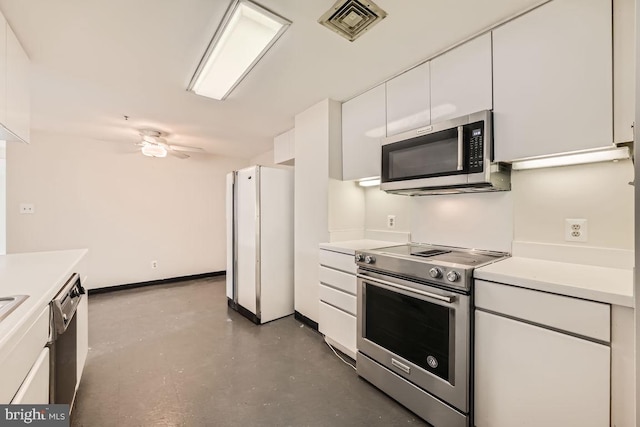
<box><xmin>226</xmin><ymin>165</ymin><xmax>294</xmax><ymax>324</ymax></box>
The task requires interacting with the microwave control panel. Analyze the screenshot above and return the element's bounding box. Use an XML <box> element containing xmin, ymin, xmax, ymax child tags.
<box><xmin>468</xmin><ymin>126</ymin><xmax>484</xmax><ymax>173</ymax></box>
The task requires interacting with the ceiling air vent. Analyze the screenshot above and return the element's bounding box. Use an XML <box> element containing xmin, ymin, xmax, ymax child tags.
<box><xmin>318</xmin><ymin>0</ymin><xmax>387</xmax><ymax>42</ymax></box>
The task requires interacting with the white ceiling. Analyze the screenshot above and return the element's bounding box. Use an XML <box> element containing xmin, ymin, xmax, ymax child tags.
<box><xmin>0</xmin><ymin>0</ymin><xmax>542</xmax><ymax>159</ymax></box>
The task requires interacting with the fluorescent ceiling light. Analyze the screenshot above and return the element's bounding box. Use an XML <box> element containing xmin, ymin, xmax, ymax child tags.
<box><xmin>188</xmin><ymin>0</ymin><xmax>291</xmax><ymax>100</ymax></box>
<box><xmin>511</xmin><ymin>146</ymin><xmax>631</xmax><ymax>171</ymax></box>
<box><xmin>358</xmin><ymin>178</ymin><xmax>381</xmax><ymax>187</ymax></box>
<box><xmin>141</xmin><ymin>144</ymin><xmax>167</xmax><ymax>158</ymax></box>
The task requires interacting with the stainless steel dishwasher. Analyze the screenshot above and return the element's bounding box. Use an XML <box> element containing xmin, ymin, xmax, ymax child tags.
<box><xmin>48</xmin><ymin>273</ymin><xmax>85</xmax><ymax>405</ymax></box>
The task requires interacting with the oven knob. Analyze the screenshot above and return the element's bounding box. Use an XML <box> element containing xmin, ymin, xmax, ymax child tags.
<box><xmin>364</xmin><ymin>255</ymin><xmax>376</xmax><ymax>264</ymax></box>
<box><xmin>446</xmin><ymin>271</ymin><xmax>460</xmax><ymax>282</ymax></box>
<box><xmin>355</xmin><ymin>253</ymin><xmax>364</xmax><ymax>263</ymax></box>
<box><xmin>429</xmin><ymin>267</ymin><xmax>443</xmax><ymax>279</ymax></box>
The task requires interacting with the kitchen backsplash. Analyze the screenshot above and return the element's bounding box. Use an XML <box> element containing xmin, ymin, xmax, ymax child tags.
<box><xmin>512</xmin><ymin>159</ymin><xmax>634</xmax><ymax>250</ymax></box>
<box><xmin>409</xmin><ymin>191</ymin><xmax>514</xmax><ymax>252</ymax></box>
<box><xmin>359</xmin><ymin>158</ymin><xmax>633</xmax><ymax>256</ymax></box>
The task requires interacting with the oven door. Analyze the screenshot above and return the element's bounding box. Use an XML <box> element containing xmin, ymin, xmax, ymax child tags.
<box><xmin>357</xmin><ymin>270</ymin><xmax>470</xmax><ymax>413</ymax></box>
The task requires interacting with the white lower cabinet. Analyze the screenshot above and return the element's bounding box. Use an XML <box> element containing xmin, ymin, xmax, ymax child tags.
<box><xmin>77</xmin><ymin>295</ymin><xmax>89</xmax><ymax>384</ymax></box>
<box><xmin>319</xmin><ymin>301</ymin><xmax>357</xmax><ymax>358</ymax></box>
<box><xmin>11</xmin><ymin>348</ymin><xmax>49</xmax><ymax>404</ymax></box>
<box><xmin>474</xmin><ymin>285</ymin><xmax>611</xmax><ymax>427</ymax></box>
<box><xmin>0</xmin><ymin>306</ymin><xmax>50</xmax><ymax>403</ymax></box>
<box><xmin>318</xmin><ymin>249</ymin><xmax>358</xmax><ymax>359</ymax></box>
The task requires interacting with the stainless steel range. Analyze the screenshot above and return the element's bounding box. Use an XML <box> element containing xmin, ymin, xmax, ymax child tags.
<box><xmin>355</xmin><ymin>244</ymin><xmax>508</xmax><ymax>427</ymax></box>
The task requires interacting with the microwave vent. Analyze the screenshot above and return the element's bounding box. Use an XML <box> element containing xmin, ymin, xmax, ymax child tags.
<box><xmin>318</xmin><ymin>0</ymin><xmax>387</xmax><ymax>42</ymax></box>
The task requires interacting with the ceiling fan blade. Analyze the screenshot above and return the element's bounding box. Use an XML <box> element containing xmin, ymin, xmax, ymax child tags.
<box><xmin>168</xmin><ymin>143</ymin><xmax>204</xmax><ymax>153</ymax></box>
<box><xmin>168</xmin><ymin>150</ymin><xmax>190</xmax><ymax>159</ymax></box>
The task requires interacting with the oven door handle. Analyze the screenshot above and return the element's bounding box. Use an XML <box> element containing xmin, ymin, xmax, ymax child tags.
<box><xmin>357</xmin><ymin>274</ymin><xmax>456</xmax><ymax>304</ymax></box>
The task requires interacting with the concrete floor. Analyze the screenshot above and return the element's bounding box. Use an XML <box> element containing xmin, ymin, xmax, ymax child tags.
<box><xmin>71</xmin><ymin>276</ymin><xmax>427</xmax><ymax>427</ymax></box>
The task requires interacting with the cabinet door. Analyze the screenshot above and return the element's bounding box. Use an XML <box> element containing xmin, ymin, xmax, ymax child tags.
<box><xmin>6</xmin><ymin>24</ymin><xmax>30</xmax><ymax>143</ymax></box>
<box><xmin>613</xmin><ymin>0</ymin><xmax>634</xmax><ymax>143</ymax></box>
<box><xmin>386</xmin><ymin>62</ymin><xmax>430</xmax><ymax>136</ymax></box>
<box><xmin>0</xmin><ymin>14</ymin><xmax>6</xmax><ymax>125</ymax></box>
<box><xmin>11</xmin><ymin>348</ymin><xmax>49</xmax><ymax>404</ymax></box>
<box><xmin>274</xmin><ymin>128</ymin><xmax>294</xmax><ymax>165</ymax></box>
<box><xmin>342</xmin><ymin>84</ymin><xmax>386</xmax><ymax>181</ymax></box>
<box><xmin>430</xmin><ymin>33</ymin><xmax>492</xmax><ymax>123</ymax></box>
<box><xmin>493</xmin><ymin>0</ymin><xmax>612</xmax><ymax>161</ymax></box>
<box><xmin>474</xmin><ymin>310</ymin><xmax>610</xmax><ymax>427</ymax></box>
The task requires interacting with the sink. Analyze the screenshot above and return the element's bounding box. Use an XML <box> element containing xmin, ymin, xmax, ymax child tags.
<box><xmin>0</xmin><ymin>295</ymin><xmax>29</xmax><ymax>322</ymax></box>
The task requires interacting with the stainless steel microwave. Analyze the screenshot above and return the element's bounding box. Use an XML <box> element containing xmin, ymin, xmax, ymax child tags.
<box><xmin>380</xmin><ymin>110</ymin><xmax>510</xmax><ymax>196</ymax></box>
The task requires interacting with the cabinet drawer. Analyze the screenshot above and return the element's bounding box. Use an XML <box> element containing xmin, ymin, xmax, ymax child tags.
<box><xmin>319</xmin><ymin>266</ymin><xmax>356</xmax><ymax>295</ymax></box>
<box><xmin>319</xmin><ymin>284</ymin><xmax>357</xmax><ymax>316</ymax></box>
<box><xmin>0</xmin><ymin>306</ymin><xmax>50</xmax><ymax>403</ymax></box>
<box><xmin>319</xmin><ymin>249</ymin><xmax>356</xmax><ymax>274</ymax></box>
<box><xmin>475</xmin><ymin>280</ymin><xmax>610</xmax><ymax>342</ymax></box>
<box><xmin>11</xmin><ymin>347</ymin><xmax>49</xmax><ymax>404</ymax></box>
<box><xmin>319</xmin><ymin>301</ymin><xmax>357</xmax><ymax>359</ymax></box>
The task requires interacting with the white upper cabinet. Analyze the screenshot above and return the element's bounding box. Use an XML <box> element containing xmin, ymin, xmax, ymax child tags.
<box><xmin>342</xmin><ymin>84</ymin><xmax>386</xmax><ymax>181</ymax></box>
<box><xmin>430</xmin><ymin>33</ymin><xmax>492</xmax><ymax>123</ymax></box>
<box><xmin>274</xmin><ymin>128</ymin><xmax>295</xmax><ymax>165</ymax></box>
<box><xmin>613</xmin><ymin>0</ymin><xmax>634</xmax><ymax>143</ymax></box>
<box><xmin>0</xmin><ymin>14</ymin><xmax>6</xmax><ymax>126</ymax></box>
<box><xmin>493</xmin><ymin>0</ymin><xmax>613</xmax><ymax>161</ymax></box>
<box><xmin>386</xmin><ymin>62</ymin><xmax>430</xmax><ymax>136</ymax></box>
<box><xmin>3</xmin><ymin>19</ymin><xmax>30</xmax><ymax>143</ymax></box>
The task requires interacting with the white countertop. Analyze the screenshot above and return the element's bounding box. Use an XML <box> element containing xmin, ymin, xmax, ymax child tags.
<box><xmin>475</xmin><ymin>256</ymin><xmax>634</xmax><ymax>307</ymax></box>
<box><xmin>319</xmin><ymin>240</ymin><xmax>401</xmax><ymax>255</ymax></box>
<box><xmin>0</xmin><ymin>249</ymin><xmax>88</xmax><ymax>359</ymax></box>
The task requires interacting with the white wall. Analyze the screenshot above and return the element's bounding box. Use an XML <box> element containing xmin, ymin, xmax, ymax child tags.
<box><xmin>364</xmin><ymin>186</ymin><xmax>411</xmax><ymax>233</ymax></box>
<box><xmin>513</xmin><ymin>159</ymin><xmax>634</xmax><ymax>249</ymax></box>
<box><xmin>328</xmin><ymin>178</ymin><xmax>365</xmax><ymax>241</ymax></box>
<box><xmin>6</xmin><ymin>130</ymin><xmax>247</xmax><ymax>289</ymax></box>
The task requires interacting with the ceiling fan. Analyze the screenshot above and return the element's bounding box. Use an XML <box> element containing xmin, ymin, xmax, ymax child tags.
<box><xmin>136</xmin><ymin>129</ymin><xmax>204</xmax><ymax>159</ymax></box>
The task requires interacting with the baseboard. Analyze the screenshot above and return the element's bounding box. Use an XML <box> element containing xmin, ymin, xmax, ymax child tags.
<box><xmin>88</xmin><ymin>271</ymin><xmax>225</xmax><ymax>295</ymax></box>
<box><xmin>294</xmin><ymin>310</ymin><xmax>319</xmax><ymax>332</ymax></box>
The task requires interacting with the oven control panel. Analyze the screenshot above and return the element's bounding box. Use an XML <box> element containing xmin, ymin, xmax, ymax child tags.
<box><xmin>355</xmin><ymin>251</ymin><xmax>471</xmax><ymax>291</ymax></box>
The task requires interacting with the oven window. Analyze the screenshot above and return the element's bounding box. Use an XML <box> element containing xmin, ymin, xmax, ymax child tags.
<box><xmin>384</xmin><ymin>127</ymin><xmax>460</xmax><ymax>181</ymax></box>
<box><xmin>365</xmin><ymin>283</ymin><xmax>451</xmax><ymax>381</ymax></box>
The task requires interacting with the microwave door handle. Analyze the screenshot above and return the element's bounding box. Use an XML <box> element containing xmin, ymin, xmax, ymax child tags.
<box><xmin>457</xmin><ymin>125</ymin><xmax>464</xmax><ymax>171</ymax></box>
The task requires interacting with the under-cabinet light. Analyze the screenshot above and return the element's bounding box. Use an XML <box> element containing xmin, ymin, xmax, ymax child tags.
<box><xmin>511</xmin><ymin>146</ymin><xmax>631</xmax><ymax>171</ymax></box>
<box><xmin>358</xmin><ymin>178</ymin><xmax>381</xmax><ymax>187</ymax></box>
<box><xmin>188</xmin><ymin>0</ymin><xmax>291</xmax><ymax>100</ymax></box>
<box><xmin>141</xmin><ymin>145</ymin><xmax>167</xmax><ymax>158</ymax></box>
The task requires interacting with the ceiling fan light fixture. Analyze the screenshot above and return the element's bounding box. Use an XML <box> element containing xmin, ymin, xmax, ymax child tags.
<box><xmin>141</xmin><ymin>144</ymin><xmax>167</xmax><ymax>158</ymax></box>
<box><xmin>187</xmin><ymin>0</ymin><xmax>291</xmax><ymax>100</ymax></box>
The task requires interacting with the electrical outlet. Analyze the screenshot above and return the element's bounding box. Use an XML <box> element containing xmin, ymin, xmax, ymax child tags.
<box><xmin>151</xmin><ymin>260</ymin><xmax>158</xmax><ymax>269</ymax></box>
<box><xmin>565</xmin><ymin>218</ymin><xmax>588</xmax><ymax>242</ymax></box>
<box><xmin>387</xmin><ymin>215</ymin><xmax>396</xmax><ymax>229</ymax></box>
<box><xmin>19</xmin><ymin>203</ymin><xmax>35</xmax><ymax>214</ymax></box>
